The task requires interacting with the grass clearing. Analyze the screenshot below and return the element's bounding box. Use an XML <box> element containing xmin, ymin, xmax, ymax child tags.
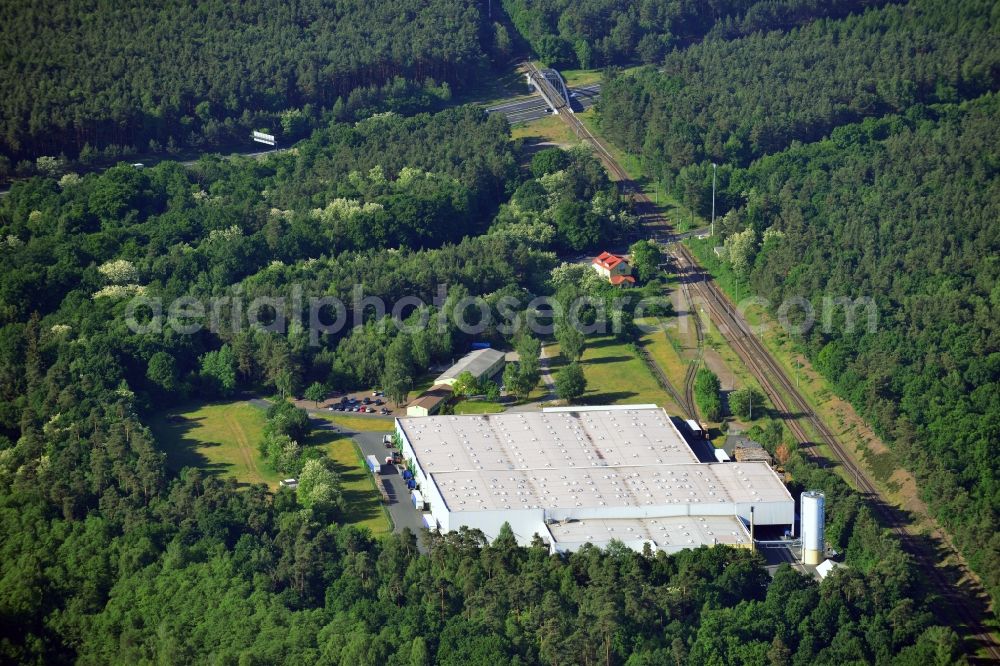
<box><xmin>577</xmin><ymin>335</ymin><xmax>669</xmax><ymax>406</ymax></box>
<box><xmin>151</xmin><ymin>400</ymin><xmax>391</xmax><ymax>534</ymax></box>
<box><xmin>559</xmin><ymin>67</ymin><xmax>603</xmax><ymax>87</ymax></box>
<box><xmin>636</xmin><ymin>318</ymin><xmax>689</xmax><ymax>390</ymax></box>
<box><xmin>150</xmin><ymin>401</ymin><xmax>279</xmax><ymax>488</ymax></box>
<box><xmin>453</xmin><ymin>400</ymin><xmax>506</xmax><ymax>414</ymax></box>
<box><xmin>316</xmin><ymin>435</ymin><xmax>392</xmax><ymax>536</ymax></box>
<box><xmin>316</xmin><ymin>413</ymin><xmax>393</xmax><ymax>433</ymax></box>
<box><xmin>511</xmin><ymin>114</ymin><xmax>581</xmax><ymax>145</ymax></box>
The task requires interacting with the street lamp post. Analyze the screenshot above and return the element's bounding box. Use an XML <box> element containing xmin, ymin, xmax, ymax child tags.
<box><xmin>711</xmin><ymin>162</ymin><xmax>717</xmax><ymax>237</ymax></box>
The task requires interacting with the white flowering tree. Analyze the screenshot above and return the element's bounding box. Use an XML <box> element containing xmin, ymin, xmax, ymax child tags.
<box><xmin>296</xmin><ymin>459</ymin><xmax>343</xmax><ymax>519</ymax></box>
<box><xmin>97</xmin><ymin>259</ymin><xmax>138</xmax><ymax>284</ymax></box>
<box><xmin>724</xmin><ymin>227</ymin><xmax>757</xmax><ymax>282</ymax></box>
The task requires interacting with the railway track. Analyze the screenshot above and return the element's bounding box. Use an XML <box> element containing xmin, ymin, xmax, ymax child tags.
<box><xmin>679</xmin><ymin>275</ymin><xmax>705</xmax><ymax>421</ymax></box>
<box><xmin>682</xmin><ymin>361</ymin><xmax>699</xmax><ymax>421</ymax></box>
<box><xmin>637</xmin><ymin>347</ymin><xmax>690</xmax><ymax>419</ymax></box>
<box><xmin>675</xmin><ymin>245</ymin><xmax>1000</xmax><ymax>660</ymax></box>
<box><xmin>525</xmin><ymin>60</ymin><xmax>1000</xmax><ymax>659</ymax></box>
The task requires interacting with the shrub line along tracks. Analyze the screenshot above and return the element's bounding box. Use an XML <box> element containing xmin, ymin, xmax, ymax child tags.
<box><xmin>522</xmin><ymin>61</ymin><xmax>1000</xmax><ymax>660</ymax></box>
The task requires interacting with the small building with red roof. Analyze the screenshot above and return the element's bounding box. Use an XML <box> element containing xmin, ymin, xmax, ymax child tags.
<box><xmin>592</xmin><ymin>251</ymin><xmax>635</xmax><ymax>286</ymax></box>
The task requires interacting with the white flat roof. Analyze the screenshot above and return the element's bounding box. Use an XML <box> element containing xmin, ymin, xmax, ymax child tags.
<box><xmin>548</xmin><ymin>515</ymin><xmax>750</xmax><ymax>550</ymax></box>
<box><xmin>397</xmin><ymin>407</ymin><xmax>794</xmax><ymax>548</ymax></box>
<box><xmin>397</xmin><ymin>407</ymin><xmax>698</xmax><ymax>475</ymax></box>
<box><xmin>429</xmin><ymin>462</ymin><xmax>789</xmax><ymax>512</ymax></box>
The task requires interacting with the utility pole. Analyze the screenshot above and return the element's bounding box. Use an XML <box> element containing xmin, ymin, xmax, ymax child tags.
<box><xmin>711</xmin><ymin>162</ymin><xmax>718</xmax><ymax>237</ymax></box>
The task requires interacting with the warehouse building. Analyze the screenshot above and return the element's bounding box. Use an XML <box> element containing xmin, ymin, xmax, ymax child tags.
<box><xmin>434</xmin><ymin>347</ymin><xmax>506</xmax><ymax>387</ymax></box>
<box><xmin>405</xmin><ymin>384</ymin><xmax>453</xmax><ymax>417</ymax></box>
<box><xmin>395</xmin><ymin>406</ymin><xmax>794</xmax><ymax>553</ymax></box>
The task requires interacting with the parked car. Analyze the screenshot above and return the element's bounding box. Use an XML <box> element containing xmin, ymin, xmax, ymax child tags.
<box><xmin>380</xmin><ymin>407</ymin><xmax>391</xmax><ymax>415</ymax></box>
<box><xmin>362</xmin><ymin>397</ymin><xmax>372</xmax><ymax>405</ymax></box>
<box><xmin>374</xmin><ymin>399</ymin><xmax>384</xmax><ymax>406</ymax></box>
<box><xmin>366</xmin><ymin>407</ymin><xmax>376</xmax><ymax>413</ymax></box>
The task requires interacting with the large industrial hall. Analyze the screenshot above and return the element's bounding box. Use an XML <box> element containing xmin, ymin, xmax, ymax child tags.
<box><xmin>395</xmin><ymin>405</ymin><xmax>795</xmax><ymax>554</ymax></box>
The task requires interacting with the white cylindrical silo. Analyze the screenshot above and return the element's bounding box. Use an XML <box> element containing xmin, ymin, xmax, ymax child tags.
<box><xmin>801</xmin><ymin>491</ymin><xmax>825</xmax><ymax>565</ymax></box>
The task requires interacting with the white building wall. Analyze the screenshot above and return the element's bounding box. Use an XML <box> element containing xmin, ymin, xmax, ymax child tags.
<box><xmin>396</xmin><ymin>420</ymin><xmax>429</xmax><ymax>488</ymax></box>
<box><xmin>543</xmin><ymin>499</ymin><xmax>792</xmax><ymax>525</ymax></box>
<box><xmin>734</xmin><ymin>501</ymin><xmax>795</xmax><ymax>526</ymax></box>
<box><xmin>421</xmin><ymin>471</ymin><xmax>452</xmax><ymax>532</ymax></box>
<box><xmin>448</xmin><ymin>508</ymin><xmax>547</xmax><ymax>544</ymax></box>
<box><xmin>396</xmin><ymin>414</ymin><xmax>796</xmax><ymax>553</ymax></box>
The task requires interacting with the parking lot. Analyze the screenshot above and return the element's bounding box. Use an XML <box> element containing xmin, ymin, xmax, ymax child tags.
<box><xmin>328</xmin><ymin>391</ymin><xmax>393</xmax><ymax>415</ymax></box>
<box><xmin>353</xmin><ymin>431</ymin><xmax>425</xmax><ymax>545</ymax></box>
<box><xmin>294</xmin><ymin>389</ymin><xmax>404</xmax><ymax>417</ymax></box>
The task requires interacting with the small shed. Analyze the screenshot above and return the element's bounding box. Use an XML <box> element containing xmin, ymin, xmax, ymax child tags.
<box><xmin>406</xmin><ymin>384</ymin><xmax>454</xmax><ymax>417</ymax></box>
<box><xmin>816</xmin><ymin>559</ymin><xmax>845</xmax><ymax>580</ymax></box>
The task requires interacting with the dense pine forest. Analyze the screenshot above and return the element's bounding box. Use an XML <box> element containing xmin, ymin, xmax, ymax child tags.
<box><xmin>597</xmin><ymin>0</ymin><xmax>1000</xmax><ymax>176</ymax></box>
<box><xmin>595</xmin><ymin>0</ymin><xmax>1000</xmax><ymax>608</ymax></box>
<box><xmin>0</xmin><ymin>0</ymin><xmax>497</xmax><ymax>170</ymax></box>
<box><xmin>501</xmin><ymin>0</ymin><xmax>897</xmax><ymax>68</ymax></box>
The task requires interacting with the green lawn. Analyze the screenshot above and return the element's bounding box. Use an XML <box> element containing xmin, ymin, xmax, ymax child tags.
<box><xmin>317</xmin><ymin>436</ymin><xmax>392</xmax><ymax>537</ymax></box>
<box><xmin>510</xmin><ymin>113</ymin><xmax>580</xmax><ymax>145</ymax></box>
<box><xmin>150</xmin><ymin>401</ymin><xmax>280</xmax><ymax>489</ymax></box>
<box><xmin>150</xmin><ymin>400</ymin><xmax>392</xmax><ymax>535</ymax></box>
<box><xmin>317</xmin><ymin>413</ymin><xmax>394</xmax><ymax>433</ymax></box>
<box><xmin>453</xmin><ymin>399</ymin><xmax>506</xmax><ymax>414</ymax></box>
<box><xmin>636</xmin><ymin>318</ymin><xmax>689</xmax><ymax>392</ymax></box>
<box><xmin>559</xmin><ymin>67</ymin><xmax>603</xmax><ymax>87</ymax></box>
<box><xmin>576</xmin><ymin>335</ymin><xmax>670</xmax><ymax>406</ymax></box>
